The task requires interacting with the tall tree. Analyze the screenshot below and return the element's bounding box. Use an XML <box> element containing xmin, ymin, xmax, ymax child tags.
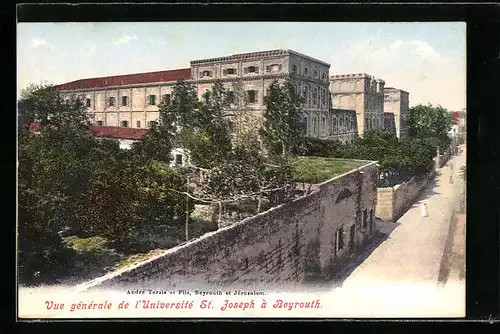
<box><xmin>260</xmin><ymin>77</ymin><xmax>305</xmax><ymax>156</ymax></box>
<box><xmin>408</xmin><ymin>103</ymin><xmax>452</xmax><ymax>149</ymax></box>
<box><xmin>175</xmin><ymin>80</ymin><xmax>233</xmax><ymax>168</ymax></box>
<box><xmin>229</xmin><ymin>79</ymin><xmax>262</xmax><ymax>151</ymax></box>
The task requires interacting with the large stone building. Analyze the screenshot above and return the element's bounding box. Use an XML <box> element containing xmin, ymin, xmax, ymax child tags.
<box><xmin>329</xmin><ymin>73</ymin><xmax>385</xmax><ymax>137</ymax></box>
<box><xmin>383</xmin><ymin>87</ymin><xmax>410</xmax><ymax>140</ymax></box>
<box><xmin>55</xmin><ymin>49</ymin><xmax>358</xmax><ymax>142</ymax></box>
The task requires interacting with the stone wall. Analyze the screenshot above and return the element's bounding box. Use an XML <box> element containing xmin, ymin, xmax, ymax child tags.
<box><xmin>375</xmin><ymin>172</ymin><xmax>433</xmax><ymax>222</ymax></box>
<box><xmin>76</xmin><ymin>161</ymin><xmax>378</xmax><ymax>292</ymax></box>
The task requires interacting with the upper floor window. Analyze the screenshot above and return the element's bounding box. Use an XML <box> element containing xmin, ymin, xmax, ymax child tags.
<box><xmin>136</xmin><ymin>120</ymin><xmax>141</xmax><ymax>128</ymax></box>
<box><xmin>109</xmin><ymin>97</ymin><xmax>116</xmax><ymax>107</ymax></box>
<box><xmin>96</xmin><ymin>120</ymin><xmax>103</xmax><ymax>126</ymax></box>
<box><xmin>322</xmin><ymin>116</ymin><xmax>326</xmax><ymax>134</ymax></box>
<box><xmin>322</xmin><ymin>73</ymin><xmax>327</xmax><ymax>80</ymax></box>
<box><xmin>149</xmin><ymin>94</ymin><xmax>157</xmax><ymax>106</ymax></box>
<box><xmin>85</xmin><ymin>98</ymin><xmax>91</xmax><ymax>108</ymax></box>
<box><xmin>244</xmin><ymin>66</ymin><xmax>259</xmax><ymax>74</ymax></box>
<box><xmin>121</xmin><ymin>96</ymin><xmax>128</xmax><ymax>106</ymax></box>
<box><xmin>226</xmin><ymin>91</ymin><xmax>235</xmax><ymax>104</ymax></box>
<box><xmin>200</xmin><ymin>70</ymin><xmax>213</xmax><ymax>78</ymax></box>
<box><xmin>162</xmin><ymin>94</ymin><xmax>171</xmax><ymax>105</ymax></box>
<box><xmin>304</xmin><ymin>67</ymin><xmax>309</xmax><ymax>76</ymax></box>
<box><xmin>314</xmin><ymin>70</ymin><xmax>318</xmax><ymax>78</ymax></box>
<box><xmin>121</xmin><ymin>120</ymin><xmax>129</xmax><ymax>128</ymax></box>
<box><xmin>247</xmin><ymin>90</ymin><xmax>258</xmax><ymax>104</ymax></box>
<box><xmin>148</xmin><ymin>121</ymin><xmax>158</xmax><ymax>129</ymax></box>
<box><xmin>266</xmin><ymin>64</ymin><xmax>282</xmax><ymax>72</ymax></box>
<box><xmin>223</xmin><ymin>68</ymin><xmax>236</xmax><ymax>75</ymax></box>
<box><xmin>292</xmin><ymin>64</ymin><xmax>297</xmax><ymax>73</ymax></box>
<box><xmin>303</xmin><ymin>86</ymin><xmax>309</xmax><ymax>104</ymax></box>
<box><xmin>312</xmin><ymin>87</ymin><xmax>318</xmax><ymax>105</ymax></box>
<box><xmin>313</xmin><ymin>117</ymin><xmax>318</xmax><ymax>135</ymax></box>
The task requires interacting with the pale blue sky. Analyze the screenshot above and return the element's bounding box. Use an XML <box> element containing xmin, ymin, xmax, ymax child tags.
<box><xmin>17</xmin><ymin>22</ymin><xmax>466</xmax><ymax>110</ymax></box>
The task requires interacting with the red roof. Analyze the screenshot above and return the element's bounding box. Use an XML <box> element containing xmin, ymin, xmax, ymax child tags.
<box><xmin>89</xmin><ymin>125</ymin><xmax>149</xmax><ymax>140</ymax></box>
<box><xmin>28</xmin><ymin>122</ymin><xmax>149</xmax><ymax>140</ymax></box>
<box><xmin>55</xmin><ymin>68</ymin><xmax>192</xmax><ymax>91</ymax></box>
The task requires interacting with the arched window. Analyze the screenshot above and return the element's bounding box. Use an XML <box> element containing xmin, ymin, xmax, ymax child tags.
<box><xmin>335</xmin><ymin>188</ymin><xmax>353</xmax><ymax>203</ymax></box>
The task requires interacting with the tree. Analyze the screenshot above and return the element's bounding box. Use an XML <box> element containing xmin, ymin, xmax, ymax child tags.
<box><xmin>18</xmin><ymin>84</ymin><xmax>94</xmax><ymax>285</ymax></box>
<box><xmin>260</xmin><ymin>77</ymin><xmax>305</xmax><ymax>156</ymax></box>
<box><xmin>408</xmin><ymin>103</ymin><xmax>452</xmax><ymax>150</ymax></box>
<box><xmin>178</xmin><ymin>81</ymin><xmax>233</xmax><ymax>168</ymax></box>
<box><xmin>229</xmin><ymin>79</ymin><xmax>262</xmax><ymax>151</ymax></box>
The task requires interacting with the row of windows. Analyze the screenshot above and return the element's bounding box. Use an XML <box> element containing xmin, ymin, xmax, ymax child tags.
<box><xmin>304</xmin><ymin>114</ymin><xmax>355</xmax><ymax>136</ymax></box>
<box><xmin>302</xmin><ymin>86</ymin><xmax>329</xmax><ymax>107</ymax></box>
<box><xmin>291</xmin><ymin>64</ymin><xmax>328</xmax><ymax>80</ymax></box>
<box><xmin>91</xmin><ymin>120</ymin><xmax>158</xmax><ymax>128</ymax></box>
<box><xmin>199</xmin><ymin>64</ymin><xmax>327</xmax><ymax>78</ymax></box>
<box><xmin>79</xmin><ymin>94</ymin><xmax>173</xmax><ymax>108</ymax></box>
<box><xmin>201</xmin><ymin>65</ymin><xmax>267</xmax><ymax>78</ymax></box>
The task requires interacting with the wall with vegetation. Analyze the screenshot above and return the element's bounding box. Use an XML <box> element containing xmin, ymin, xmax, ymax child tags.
<box><xmin>76</xmin><ymin>162</ymin><xmax>378</xmax><ymax>291</ymax></box>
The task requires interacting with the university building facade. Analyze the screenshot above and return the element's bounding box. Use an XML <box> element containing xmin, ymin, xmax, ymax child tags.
<box><xmin>55</xmin><ymin>49</ymin><xmax>358</xmax><ymax>143</ymax></box>
<box><xmin>329</xmin><ymin>73</ymin><xmax>386</xmax><ymax>138</ymax></box>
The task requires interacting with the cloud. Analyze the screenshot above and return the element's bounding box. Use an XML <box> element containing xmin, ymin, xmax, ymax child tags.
<box><xmin>112</xmin><ymin>35</ymin><xmax>138</xmax><ymax>46</ymax></box>
<box><xmin>30</xmin><ymin>37</ymin><xmax>56</xmax><ymax>49</ymax></box>
<box><xmin>80</xmin><ymin>42</ymin><xmax>97</xmax><ymax>55</ymax></box>
<box><xmin>389</xmin><ymin>39</ymin><xmax>441</xmax><ymax>61</ymax></box>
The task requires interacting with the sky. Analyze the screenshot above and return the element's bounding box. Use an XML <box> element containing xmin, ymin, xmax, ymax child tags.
<box><xmin>17</xmin><ymin>22</ymin><xmax>466</xmax><ymax>111</ymax></box>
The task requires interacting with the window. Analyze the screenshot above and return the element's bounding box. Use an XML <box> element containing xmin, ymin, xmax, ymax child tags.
<box><xmin>121</xmin><ymin>96</ymin><xmax>128</xmax><ymax>106</ymax></box>
<box><xmin>108</xmin><ymin>97</ymin><xmax>115</xmax><ymax>107</ymax></box>
<box><xmin>175</xmin><ymin>154</ymin><xmax>183</xmax><ymax>166</ymax></box>
<box><xmin>362</xmin><ymin>209</ymin><xmax>367</xmax><ymax>229</ymax></box>
<box><xmin>245</xmin><ymin>66</ymin><xmax>259</xmax><ymax>74</ymax></box>
<box><xmin>322</xmin><ymin>116</ymin><xmax>326</xmax><ymax>134</ymax></box>
<box><xmin>200</xmin><ymin>70</ymin><xmax>213</xmax><ymax>78</ymax></box>
<box><xmin>304</xmin><ymin>67</ymin><xmax>309</xmax><ymax>75</ymax></box>
<box><xmin>292</xmin><ymin>64</ymin><xmax>297</xmax><ymax>73</ymax></box>
<box><xmin>336</xmin><ymin>226</ymin><xmax>344</xmax><ymax>251</ymax></box>
<box><xmin>85</xmin><ymin>98</ymin><xmax>91</xmax><ymax>108</ymax></box>
<box><xmin>149</xmin><ymin>95</ymin><xmax>156</xmax><ymax>106</ymax></box>
<box><xmin>314</xmin><ymin>70</ymin><xmax>318</xmax><ymax>78</ymax></box>
<box><xmin>136</xmin><ymin>120</ymin><xmax>141</xmax><ymax>128</ymax></box>
<box><xmin>302</xmin><ymin>117</ymin><xmax>308</xmax><ymax>135</ymax></box>
<box><xmin>96</xmin><ymin>121</ymin><xmax>103</xmax><ymax>126</ymax></box>
<box><xmin>332</xmin><ymin>117</ymin><xmax>338</xmax><ymax>134</ymax></box>
<box><xmin>162</xmin><ymin>94</ymin><xmax>171</xmax><ymax>105</ymax></box>
<box><xmin>266</xmin><ymin>64</ymin><xmax>282</xmax><ymax>72</ymax></box>
<box><xmin>247</xmin><ymin>90</ymin><xmax>258</xmax><ymax>104</ymax></box>
<box><xmin>148</xmin><ymin>121</ymin><xmax>158</xmax><ymax>129</ymax></box>
<box><xmin>303</xmin><ymin>86</ymin><xmax>309</xmax><ymax>104</ymax></box>
<box><xmin>313</xmin><ymin>117</ymin><xmax>318</xmax><ymax>135</ymax></box>
<box><xmin>226</xmin><ymin>91</ymin><xmax>235</xmax><ymax>104</ymax></box>
<box><xmin>369</xmin><ymin>209</ymin><xmax>374</xmax><ymax>233</ymax></box>
<box><xmin>322</xmin><ymin>73</ymin><xmax>327</xmax><ymax>80</ymax></box>
<box><xmin>312</xmin><ymin>87</ymin><xmax>318</xmax><ymax>105</ymax></box>
<box><xmin>121</xmin><ymin>120</ymin><xmax>129</xmax><ymax>127</ymax></box>
<box><xmin>223</xmin><ymin>68</ymin><xmax>236</xmax><ymax>75</ymax></box>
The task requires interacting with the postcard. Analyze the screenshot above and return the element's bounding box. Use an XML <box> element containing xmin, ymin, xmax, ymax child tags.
<box><xmin>17</xmin><ymin>21</ymin><xmax>466</xmax><ymax>319</ymax></box>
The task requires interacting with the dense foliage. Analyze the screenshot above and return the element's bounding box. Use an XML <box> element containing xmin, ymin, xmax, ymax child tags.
<box><xmin>294</xmin><ymin>130</ymin><xmax>438</xmax><ymax>186</ymax></box>
<box><xmin>408</xmin><ymin>103</ymin><xmax>453</xmax><ymax>151</ymax></box>
<box><xmin>18</xmin><ymin>85</ymin><xmax>192</xmax><ymax>285</ymax></box>
<box><xmin>260</xmin><ymin>77</ymin><xmax>305</xmax><ymax>156</ymax></box>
